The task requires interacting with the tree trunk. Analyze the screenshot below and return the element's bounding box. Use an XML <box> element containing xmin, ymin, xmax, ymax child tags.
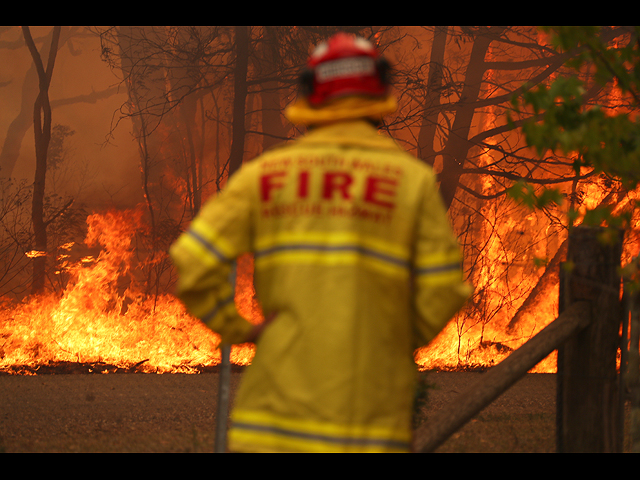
<box><xmin>438</xmin><ymin>27</ymin><xmax>505</xmax><ymax>210</ymax></box>
<box><xmin>227</xmin><ymin>26</ymin><xmax>250</xmax><ymax>178</ymax></box>
<box><xmin>115</xmin><ymin>26</ymin><xmax>170</xmax><ymax>234</ymax></box>
<box><xmin>180</xmin><ymin>93</ymin><xmax>202</xmax><ymax>215</ymax></box>
<box><xmin>0</xmin><ymin>56</ymin><xmax>117</xmax><ymax>178</ymax></box>
<box><xmin>0</xmin><ymin>55</ymin><xmax>40</xmax><ymax>179</ymax></box>
<box><xmin>259</xmin><ymin>27</ymin><xmax>288</xmax><ymax>153</ymax></box>
<box><xmin>22</xmin><ymin>26</ymin><xmax>61</xmax><ymax>296</ymax></box>
<box><xmin>506</xmin><ymin>238</ymin><xmax>568</xmax><ymax>332</ymax></box>
<box><xmin>417</xmin><ymin>26</ymin><xmax>448</xmax><ymax>167</ymax></box>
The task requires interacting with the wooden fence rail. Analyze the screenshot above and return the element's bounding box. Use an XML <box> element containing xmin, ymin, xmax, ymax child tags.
<box><xmin>414</xmin><ymin>300</ymin><xmax>591</xmax><ymax>453</ymax></box>
<box><xmin>414</xmin><ymin>225</ymin><xmax>638</xmax><ymax>453</ymax></box>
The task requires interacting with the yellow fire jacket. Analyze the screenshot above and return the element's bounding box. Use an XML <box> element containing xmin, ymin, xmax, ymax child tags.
<box><xmin>170</xmin><ymin>120</ymin><xmax>471</xmax><ymax>452</ymax></box>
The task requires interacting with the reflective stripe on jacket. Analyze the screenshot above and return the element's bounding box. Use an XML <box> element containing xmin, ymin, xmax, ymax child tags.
<box><xmin>170</xmin><ymin>120</ymin><xmax>471</xmax><ymax>452</ymax></box>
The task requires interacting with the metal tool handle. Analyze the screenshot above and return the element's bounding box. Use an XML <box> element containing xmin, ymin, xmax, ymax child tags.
<box><xmin>215</xmin><ymin>263</ymin><xmax>237</xmax><ymax>452</ymax></box>
<box><xmin>215</xmin><ymin>343</ymin><xmax>232</xmax><ymax>452</ymax></box>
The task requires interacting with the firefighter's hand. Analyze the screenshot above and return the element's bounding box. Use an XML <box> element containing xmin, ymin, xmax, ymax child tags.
<box><xmin>246</xmin><ymin>311</ymin><xmax>278</xmax><ymax>343</ymax></box>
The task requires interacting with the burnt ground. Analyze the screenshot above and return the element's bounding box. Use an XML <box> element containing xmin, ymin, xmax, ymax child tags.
<box><xmin>0</xmin><ymin>369</ymin><xmax>564</xmax><ymax>453</ymax></box>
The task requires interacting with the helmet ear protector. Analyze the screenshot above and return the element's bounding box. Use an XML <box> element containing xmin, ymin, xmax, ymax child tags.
<box><xmin>298</xmin><ymin>68</ymin><xmax>316</xmax><ymax>98</ymax></box>
<box><xmin>378</xmin><ymin>57</ymin><xmax>392</xmax><ymax>86</ymax></box>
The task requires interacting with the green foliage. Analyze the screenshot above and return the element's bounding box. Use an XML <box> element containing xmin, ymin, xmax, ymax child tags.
<box><xmin>509</xmin><ymin>26</ymin><xmax>640</xmax><ymax>229</ymax></box>
<box><xmin>508</xmin><ymin>179</ymin><xmax>564</xmax><ymax>209</ymax></box>
<box><xmin>550</xmin><ymin>26</ymin><xmax>640</xmax><ymax>94</ymax></box>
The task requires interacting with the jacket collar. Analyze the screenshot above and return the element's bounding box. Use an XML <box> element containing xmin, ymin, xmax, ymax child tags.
<box><xmin>296</xmin><ymin>120</ymin><xmax>403</xmax><ymax>152</ymax></box>
<box><xmin>284</xmin><ymin>95</ymin><xmax>397</xmax><ymax>126</ymax></box>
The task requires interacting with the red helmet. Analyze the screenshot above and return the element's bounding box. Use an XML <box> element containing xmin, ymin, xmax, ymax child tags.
<box><xmin>300</xmin><ymin>33</ymin><xmax>390</xmax><ymax>107</ymax></box>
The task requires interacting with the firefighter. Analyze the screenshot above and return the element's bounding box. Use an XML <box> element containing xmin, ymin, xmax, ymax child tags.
<box><xmin>169</xmin><ymin>32</ymin><xmax>472</xmax><ymax>452</ymax></box>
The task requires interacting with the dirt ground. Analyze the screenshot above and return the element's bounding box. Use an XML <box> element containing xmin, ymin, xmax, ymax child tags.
<box><xmin>423</xmin><ymin>371</ymin><xmax>558</xmax><ymax>452</ymax></box>
<box><xmin>0</xmin><ymin>369</ymin><xmax>564</xmax><ymax>453</ymax></box>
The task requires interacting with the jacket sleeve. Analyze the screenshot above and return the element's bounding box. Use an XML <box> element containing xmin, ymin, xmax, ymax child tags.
<box><xmin>412</xmin><ymin>171</ymin><xmax>472</xmax><ymax>349</ymax></box>
<box><xmin>169</xmin><ymin>166</ymin><xmax>256</xmax><ymax>346</ymax></box>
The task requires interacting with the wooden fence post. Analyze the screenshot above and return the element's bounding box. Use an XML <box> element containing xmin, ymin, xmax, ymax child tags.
<box><xmin>557</xmin><ymin>225</ymin><xmax>624</xmax><ymax>453</ymax></box>
<box><xmin>625</xmin><ymin>288</ymin><xmax>640</xmax><ymax>452</ymax></box>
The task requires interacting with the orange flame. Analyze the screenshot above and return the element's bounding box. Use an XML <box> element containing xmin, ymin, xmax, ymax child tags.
<box><xmin>0</xmin><ymin>207</ymin><xmax>260</xmax><ymax>374</ymax></box>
